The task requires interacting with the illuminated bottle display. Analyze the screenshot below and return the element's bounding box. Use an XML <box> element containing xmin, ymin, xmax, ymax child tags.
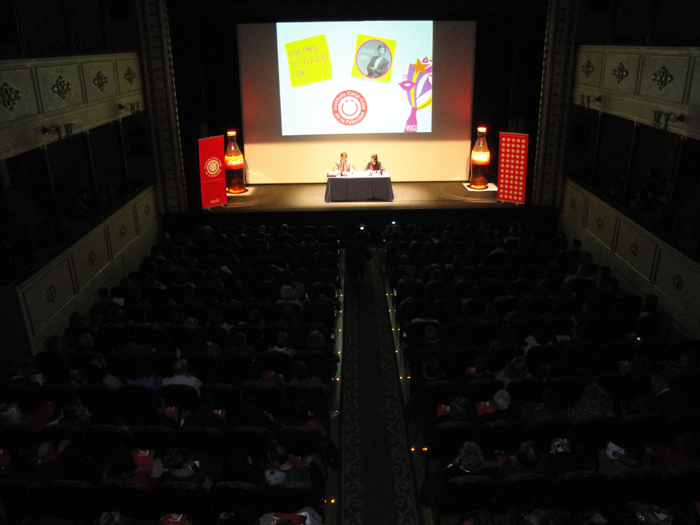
<box><xmin>469</xmin><ymin>126</ymin><xmax>490</xmax><ymax>190</ymax></box>
<box><xmin>224</xmin><ymin>130</ymin><xmax>246</xmax><ymax>194</ymax></box>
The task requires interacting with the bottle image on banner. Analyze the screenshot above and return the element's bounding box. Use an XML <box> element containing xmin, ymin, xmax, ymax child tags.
<box><xmin>224</xmin><ymin>131</ymin><xmax>246</xmax><ymax>194</ymax></box>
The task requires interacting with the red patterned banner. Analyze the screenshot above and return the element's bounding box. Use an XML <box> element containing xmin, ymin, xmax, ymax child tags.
<box><xmin>497</xmin><ymin>132</ymin><xmax>529</xmax><ymax>204</ymax></box>
<box><xmin>198</xmin><ymin>135</ymin><xmax>227</xmax><ymax>209</ymax></box>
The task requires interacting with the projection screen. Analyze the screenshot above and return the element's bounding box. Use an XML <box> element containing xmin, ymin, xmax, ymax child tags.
<box><xmin>238</xmin><ymin>21</ymin><xmax>475</xmax><ymax>184</ymax></box>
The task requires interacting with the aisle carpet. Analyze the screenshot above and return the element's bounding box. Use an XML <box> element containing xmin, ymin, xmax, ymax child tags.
<box><xmin>339</xmin><ymin>253</ymin><xmax>421</xmax><ymax>525</ymax></box>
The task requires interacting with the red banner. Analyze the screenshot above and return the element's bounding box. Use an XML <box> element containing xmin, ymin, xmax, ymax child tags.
<box><xmin>497</xmin><ymin>132</ymin><xmax>529</xmax><ymax>204</ymax></box>
<box><xmin>198</xmin><ymin>135</ymin><xmax>227</xmax><ymax>209</ymax></box>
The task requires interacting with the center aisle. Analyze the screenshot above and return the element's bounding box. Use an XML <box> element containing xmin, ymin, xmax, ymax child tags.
<box><xmin>339</xmin><ymin>250</ymin><xmax>421</xmax><ymax>525</ymax></box>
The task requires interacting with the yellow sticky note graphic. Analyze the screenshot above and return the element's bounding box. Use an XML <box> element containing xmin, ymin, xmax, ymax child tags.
<box><xmin>285</xmin><ymin>35</ymin><xmax>332</xmax><ymax>88</ymax></box>
<box><xmin>351</xmin><ymin>35</ymin><xmax>396</xmax><ymax>83</ymax></box>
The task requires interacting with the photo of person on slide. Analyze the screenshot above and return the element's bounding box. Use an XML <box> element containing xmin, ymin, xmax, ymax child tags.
<box><xmin>362</xmin><ymin>42</ymin><xmax>391</xmax><ymax>78</ymax></box>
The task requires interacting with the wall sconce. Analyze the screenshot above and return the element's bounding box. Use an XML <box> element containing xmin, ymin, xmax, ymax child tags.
<box><xmin>63</xmin><ymin>123</ymin><xmax>75</xmax><ymax>138</ymax></box>
<box><xmin>651</xmin><ymin>110</ymin><xmax>685</xmax><ymax>131</ymax></box>
<box><xmin>119</xmin><ymin>102</ymin><xmax>145</xmax><ymax>114</ymax></box>
<box><xmin>579</xmin><ymin>94</ymin><xmax>602</xmax><ymax>109</ymax></box>
<box><xmin>42</xmin><ymin>124</ymin><xmax>63</xmax><ymax>140</ymax></box>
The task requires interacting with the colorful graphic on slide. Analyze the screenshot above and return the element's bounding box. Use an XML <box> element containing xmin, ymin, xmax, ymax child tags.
<box><xmin>284</xmin><ymin>34</ymin><xmax>332</xmax><ymax>88</ymax></box>
<box><xmin>398</xmin><ymin>56</ymin><xmax>433</xmax><ymax>133</ymax></box>
<box><xmin>351</xmin><ymin>35</ymin><xmax>396</xmax><ymax>83</ymax></box>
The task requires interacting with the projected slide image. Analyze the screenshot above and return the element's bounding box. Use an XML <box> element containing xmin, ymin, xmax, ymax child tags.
<box><xmin>277</xmin><ymin>21</ymin><xmax>432</xmax><ymax>136</ymax></box>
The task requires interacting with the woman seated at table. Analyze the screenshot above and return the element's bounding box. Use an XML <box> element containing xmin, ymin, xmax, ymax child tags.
<box><xmin>365</xmin><ymin>153</ymin><xmax>384</xmax><ymax>171</ymax></box>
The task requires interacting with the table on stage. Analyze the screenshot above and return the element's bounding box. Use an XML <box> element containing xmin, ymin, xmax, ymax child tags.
<box><xmin>324</xmin><ymin>171</ymin><xmax>394</xmax><ymax>202</ymax></box>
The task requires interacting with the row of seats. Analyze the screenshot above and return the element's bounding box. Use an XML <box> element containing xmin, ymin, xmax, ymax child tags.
<box><xmin>436</xmin><ymin>468</ymin><xmax>700</xmax><ymax>522</ymax></box>
<box><xmin>0</xmin><ymin>379</ymin><xmax>330</xmax><ymax>426</ymax></box>
<box><xmin>0</xmin><ymin>479</ymin><xmax>318</xmax><ymax>524</ymax></box>
<box><xmin>0</xmin><ymin>422</ymin><xmax>325</xmax><ymax>464</ymax></box>
<box><xmin>423</xmin><ymin>413</ymin><xmax>700</xmax><ymax>467</ymax></box>
<box><xmin>32</xmin><ymin>345</ymin><xmax>336</xmax><ymax>388</ymax></box>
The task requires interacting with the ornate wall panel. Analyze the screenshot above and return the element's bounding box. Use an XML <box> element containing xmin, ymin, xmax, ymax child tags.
<box><xmin>585</xmin><ymin>199</ymin><xmax>617</xmax><ymax>250</ymax></box>
<box><xmin>690</xmin><ymin>60</ymin><xmax>700</xmax><ymax>106</ymax></box>
<box><xmin>116</xmin><ymin>57</ymin><xmax>143</xmax><ymax>94</ymax></box>
<box><xmin>559</xmin><ymin>179</ymin><xmax>700</xmax><ymax>338</ymax></box>
<box><xmin>0</xmin><ymin>68</ymin><xmax>39</xmax><ymax>123</ymax></box>
<box><xmin>655</xmin><ymin>250</ymin><xmax>700</xmax><ymax>324</ymax></box>
<box><xmin>36</xmin><ymin>64</ymin><xmax>83</xmax><ymax>112</ymax></box>
<box><xmin>14</xmin><ymin>185</ymin><xmax>161</xmax><ymax>353</ymax></box>
<box><xmin>572</xmin><ymin>47</ymin><xmax>700</xmax><ymax>139</ymax></box>
<box><xmin>0</xmin><ymin>53</ymin><xmax>145</xmax><ymax>161</ymax></box>
<box><xmin>71</xmin><ymin>228</ymin><xmax>110</xmax><ymax>290</ymax></box>
<box><xmin>108</xmin><ymin>207</ymin><xmax>138</xmax><ymax>257</ymax></box>
<box><xmin>82</xmin><ymin>61</ymin><xmax>118</xmax><ymax>102</ymax></box>
<box><xmin>21</xmin><ymin>258</ymin><xmax>76</xmax><ymax>336</ymax></box>
<box><xmin>601</xmin><ymin>53</ymin><xmax>640</xmax><ymax>94</ymax></box>
<box><xmin>615</xmin><ymin>221</ymin><xmax>657</xmax><ymax>281</ymax></box>
<box><xmin>575</xmin><ymin>51</ymin><xmax>603</xmax><ymax>87</ymax></box>
<box><xmin>638</xmin><ymin>55</ymin><xmax>690</xmax><ymax>104</ymax></box>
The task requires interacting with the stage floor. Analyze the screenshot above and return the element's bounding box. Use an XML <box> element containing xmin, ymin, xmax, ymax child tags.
<box><xmin>208</xmin><ymin>181</ymin><xmax>513</xmax><ymax>213</ymax></box>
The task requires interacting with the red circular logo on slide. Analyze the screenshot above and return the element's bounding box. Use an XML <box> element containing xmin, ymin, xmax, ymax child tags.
<box><xmin>332</xmin><ymin>91</ymin><xmax>367</xmax><ymax>126</ymax></box>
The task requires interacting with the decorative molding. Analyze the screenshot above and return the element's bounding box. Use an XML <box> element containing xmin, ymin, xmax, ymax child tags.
<box><xmin>581</xmin><ymin>59</ymin><xmax>595</xmax><ymax>78</ymax></box>
<box><xmin>119</xmin><ymin>225</ymin><xmax>127</xmax><ymax>237</ymax></box>
<box><xmin>533</xmin><ymin>0</ymin><xmax>578</xmax><ymax>208</ymax></box>
<box><xmin>93</xmin><ymin>71</ymin><xmax>109</xmax><ymax>91</ymax></box>
<box><xmin>124</xmin><ymin>67</ymin><xmax>137</xmax><ymax>85</ymax></box>
<box><xmin>137</xmin><ymin>0</ymin><xmax>187</xmax><ymax>213</ymax></box>
<box><xmin>88</xmin><ymin>251</ymin><xmax>97</xmax><ymax>265</ymax></box>
<box><xmin>630</xmin><ymin>243</ymin><xmax>639</xmax><ymax>256</ymax></box>
<box><xmin>1</xmin><ymin>82</ymin><xmax>23</xmax><ymax>110</ymax></box>
<box><xmin>46</xmin><ymin>286</ymin><xmax>57</xmax><ymax>303</ymax></box>
<box><xmin>651</xmin><ymin>66</ymin><xmax>673</xmax><ymax>90</ymax></box>
<box><xmin>612</xmin><ymin>62</ymin><xmax>629</xmax><ymax>84</ymax></box>
<box><xmin>596</xmin><ymin>217</ymin><xmax>604</xmax><ymax>230</ymax></box>
<box><xmin>144</xmin><ymin>204</ymin><xmax>151</xmax><ymax>215</ymax></box>
<box><xmin>51</xmin><ymin>76</ymin><xmax>72</xmax><ymax>99</ymax></box>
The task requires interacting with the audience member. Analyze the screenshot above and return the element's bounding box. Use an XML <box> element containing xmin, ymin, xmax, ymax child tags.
<box><xmin>161</xmin><ymin>359</ymin><xmax>202</xmax><ymax>395</ymax></box>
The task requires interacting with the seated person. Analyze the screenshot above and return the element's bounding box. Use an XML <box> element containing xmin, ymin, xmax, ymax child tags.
<box><xmin>501</xmin><ymin>440</ymin><xmax>541</xmax><ymax>476</ymax></box>
<box><xmin>435</xmin><ymin>396</ymin><xmax>478</xmax><ymax>426</ymax></box>
<box><xmin>539</xmin><ymin>437</ymin><xmax>581</xmax><ymax>480</ymax></box>
<box><xmin>105</xmin><ymin>447</ymin><xmax>158</xmax><ymax>488</ymax></box>
<box><xmin>479</xmin><ymin>390</ymin><xmax>516</xmax><ymax>422</ymax></box>
<box><xmin>442</xmin><ymin>441</ymin><xmax>499</xmax><ymax>481</ymax></box>
<box><xmin>268</xmin><ymin>331</ymin><xmax>295</xmax><ymax>358</ymax></box>
<box><xmin>161</xmin><ymin>358</ymin><xmax>202</xmax><ymax>395</ymax></box>
<box><xmin>264</xmin><ymin>444</ymin><xmax>313</xmax><ymax>486</ymax></box>
<box><xmin>333</xmin><ymin>152</ymin><xmax>354</xmax><ymax>173</ymax></box>
<box><xmin>365</xmin><ymin>153</ymin><xmax>384</xmax><ymax>171</ymax></box>
<box><xmin>520</xmin><ymin>389</ymin><xmax>568</xmax><ymax>423</ymax></box>
<box><xmin>152</xmin><ymin>446</ymin><xmax>213</xmax><ymax>488</ymax></box>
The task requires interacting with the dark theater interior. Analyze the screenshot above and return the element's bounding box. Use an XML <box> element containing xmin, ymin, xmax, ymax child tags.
<box><xmin>1</xmin><ymin>1</ymin><xmax>700</xmax><ymax>524</ymax></box>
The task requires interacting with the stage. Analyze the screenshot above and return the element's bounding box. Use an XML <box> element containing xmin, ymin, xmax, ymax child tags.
<box><xmin>207</xmin><ymin>181</ymin><xmax>510</xmax><ymax>213</ymax></box>
<box><xmin>175</xmin><ymin>180</ymin><xmax>554</xmax><ymax>235</ymax></box>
